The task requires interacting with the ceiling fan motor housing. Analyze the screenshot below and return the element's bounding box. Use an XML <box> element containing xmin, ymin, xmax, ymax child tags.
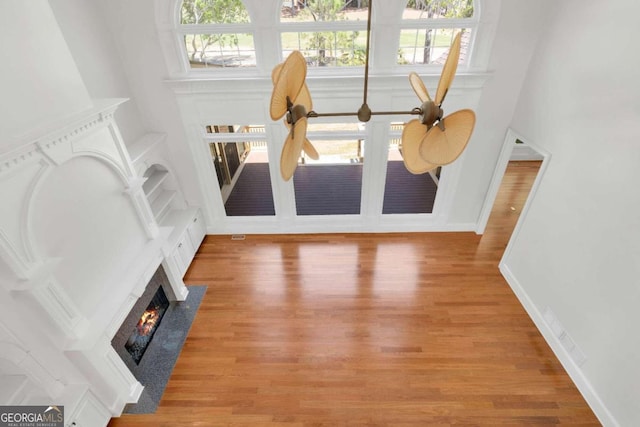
<box><xmin>420</xmin><ymin>101</ymin><xmax>443</xmax><ymax>128</ymax></box>
<box><xmin>288</xmin><ymin>103</ymin><xmax>308</xmax><ymax>125</ymax></box>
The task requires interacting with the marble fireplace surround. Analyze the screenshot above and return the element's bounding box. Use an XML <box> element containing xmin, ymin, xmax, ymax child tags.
<box><xmin>111</xmin><ymin>266</ymin><xmax>206</xmax><ymax>414</ymax></box>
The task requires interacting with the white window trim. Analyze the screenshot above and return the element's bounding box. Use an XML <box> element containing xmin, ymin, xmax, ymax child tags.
<box><xmin>156</xmin><ymin>0</ymin><xmax>498</xmax><ymax>79</ymax></box>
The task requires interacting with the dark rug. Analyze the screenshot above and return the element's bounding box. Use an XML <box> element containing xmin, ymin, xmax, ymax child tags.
<box><xmin>294</xmin><ymin>164</ymin><xmax>363</xmax><ymax>215</ymax></box>
<box><xmin>123</xmin><ymin>285</ymin><xmax>206</xmax><ymax>414</ymax></box>
<box><xmin>223</xmin><ymin>161</ymin><xmax>437</xmax><ymax>216</ymax></box>
<box><xmin>382</xmin><ymin>161</ymin><xmax>437</xmax><ymax>214</ymax></box>
<box><xmin>225</xmin><ymin>163</ymin><xmax>276</xmax><ymax>216</ymax></box>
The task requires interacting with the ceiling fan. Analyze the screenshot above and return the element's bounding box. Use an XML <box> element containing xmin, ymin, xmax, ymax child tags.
<box><xmin>270</xmin><ymin>51</ymin><xmax>319</xmax><ymax>181</ymax></box>
<box><xmin>269</xmin><ymin>0</ymin><xmax>475</xmax><ymax>180</ymax></box>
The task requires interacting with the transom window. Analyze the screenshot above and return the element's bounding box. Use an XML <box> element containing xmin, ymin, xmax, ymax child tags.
<box><xmin>280</xmin><ymin>1</ymin><xmax>369</xmax><ymax>67</ymax></box>
<box><xmin>174</xmin><ymin>0</ymin><xmax>478</xmax><ymax>71</ymax></box>
<box><xmin>399</xmin><ymin>0</ymin><xmax>475</xmax><ymax>65</ymax></box>
<box><xmin>179</xmin><ymin>0</ymin><xmax>255</xmax><ymax>68</ymax></box>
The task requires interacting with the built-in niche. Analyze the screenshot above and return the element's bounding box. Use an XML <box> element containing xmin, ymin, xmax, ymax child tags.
<box><xmin>142</xmin><ymin>164</ymin><xmax>182</xmax><ymax>224</ymax></box>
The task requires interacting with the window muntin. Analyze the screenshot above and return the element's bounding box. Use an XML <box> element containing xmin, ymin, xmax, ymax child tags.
<box><xmin>281</xmin><ymin>31</ymin><xmax>366</xmax><ymax>67</ymax></box>
<box><xmin>402</xmin><ymin>0</ymin><xmax>473</xmax><ymax>20</ymax></box>
<box><xmin>175</xmin><ymin>1</ymin><xmax>478</xmax><ymax>71</ymax></box>
<box><xmin>184</xmin><ymin>33</ymin><xmax>255</xmax><ymax>68</ymax></box>
<box><xmin>181</xmin><ymin>0</ymin><xmax>250</xmax><ymax>24</ymax></box>
<box><xmin>398</xmin><ymin>28</ymin><xmax>471</xmax><ymax>65</ymax></box>
<box><xmin>398</xmin><ymin>0</ymin><xmax>475</xmax><ymax>66</ymax></box>
<box><xmin>179</xmin><ymin>0</ymin><xmax>255</xmax><ymax>69</ymax></box>
<box><xmin>280</xmin><ymin>2</ymin><xmax>369</xmax><ymax>68</ymax></box>
<box><xmin>280</xmin><ymin>1</ymin><xmax>370</xmax><ymax>23</ymax></box>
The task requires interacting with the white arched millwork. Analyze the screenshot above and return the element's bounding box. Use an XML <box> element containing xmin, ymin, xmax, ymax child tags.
<box><xmin>0</xmin><ymin>98</ymin><xmax>178</xmax><ymax>419</ymax></box>
<box><xmin>0</xmin><ymin>99</ymin><xmax>159</xmax><ymax>285</ymax></box>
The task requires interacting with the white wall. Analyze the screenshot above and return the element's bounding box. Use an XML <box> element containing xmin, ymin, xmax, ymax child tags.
<box><xmin>49</xmin><ymin>0</ymin><xmax>147</xmax><ymax>145</ymax></box>
<box><xmin>97</xmin><ymin>0</ymin><xmax>203</xmax><ymax>206</ymax></box>
<box><xmin>0</xmin><ymin>0</ymin><xmax>92</xmax><ymax>151</ymax></box>
<box><xmin>449</xmin><ymin>0</ymin><xmax>550</xmax><ymax>224</ymax></box>
<box><xmin>504</xmin><ymin>1</ymin><xmax>640</xmax><ymax>425</ymax></box>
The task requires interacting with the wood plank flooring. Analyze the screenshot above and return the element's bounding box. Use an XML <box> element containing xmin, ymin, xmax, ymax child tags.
<box><xmin>109</xmin><ymin>161</ymin><xmax>600</xmax><ymax>426</ymax></box>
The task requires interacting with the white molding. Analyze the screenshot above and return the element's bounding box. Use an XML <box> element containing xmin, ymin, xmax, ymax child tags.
<box><xmin>475</xmin><ymin>128</ymin><xmax>549</xmax><ymax>235</ymax></box>
<box><xmin>65</xmin><ymin>390</ymin><xmax>112</xmax><ymax>427</ymax></box>
<box><xmin>161</xmin><ymin>258</ymin><xmax>189</xmax><ymax>301</ymax></box>
<box><xmin>0</xmin><ymin>229</ymin><xmax>35</xmax><ymax>281</ymax></box>
<box><xmin>24</xmin><ymin>273</ymin><xmax>89</xmax><ymax>340</ymax></box>
<box><xmin>1</xmin><ymin>99</ymin><xmax>127</xmax><ymax>171</ymax></box>
<box><xmin>65</xmin><ymin>339</ymin><xmax>144</xmax><ymax>415</ymax></box>
<box><xmin>499</xmin><ymin>263</ymin><xmax>619</xmax><ymax>427</ymax></box>
<box><xmin>164</xmin><ymin>72</ymin><xmax>491</xmax><ymax>96</ymax></box>
<box><xmin>128</xmin><ymin>133</ymin><xmax>167</xmax><ymax>166</ymax></box>
<box><xmin>500</xmin><ymin>137</ymin><xmax>551</xmax><ymax>263</ymax></box>
<box><xmin>124</xmin><ymin>184</ymin><xmax>161</xmax><ymax>239</ymax></box>
<box><xmin>205</xmin><ymin>217</ymin><xmax>476</xmax><ymax>235</ymax></box>
<box><xmin>0</xmin><ymin>341</ymin><xmax>63</xmax><ymax>400</ymax></box>
<box><xmin>475</xmin><ymin>128</ymin><xmax>518</xmax><ymax>234</ymax></box>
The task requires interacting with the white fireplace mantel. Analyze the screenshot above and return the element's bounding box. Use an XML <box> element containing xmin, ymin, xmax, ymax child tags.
<box><xmin>0</xmin><ymin>98</ymin><xmax>200</xmax><ymax>426</ymax></box>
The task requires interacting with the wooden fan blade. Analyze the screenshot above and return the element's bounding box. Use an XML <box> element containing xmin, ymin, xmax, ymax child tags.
<box><xmin>273</xmin><ymin>61</ymin><xmax>312</xmax><ymax>112</ymax></box>
<box><xmin>295</xmin><ymin>84</ymin><xmax>313</xmax><ymax>113</ymax></box>
<box><xmin>419</xmin><ymin>109</ymin><xmax>475</xmax><ymax>165</ymax></box>
<box><xmin>434</xmin><ymin>32</ymin><xmax>462</xmax><ymax>106</ymax></box>
<box><xmin>400</xmin><ymin>119</ymin><xmax>439</xmax><ymax>174</ymax></box>
<box><xmin>285</xmin><ymin>117</ymin><xmax>317</xmax><ymax>159</ymax></box>
<box><xmin>270</xmin><ymin>51</ymin><xmax>307</xmax><ymax>121</ymax></box>
<box><xmin>302</xmin><ymin>138</ymin><xmax>319</xmax><ymax>160</ymax></box>
<box><xmin>271</xmin><ymin>62</ymin><xmax>283</xmax><ymax>84</ymax></box>
<box><xmin>280</xmin><ymin>116</ymin><xmax>308</xmax><ymax>181</ymax></box>
<box><xmin>409</xmin><ymin>72</ymin><xmax>431</xmax><ymax>103</ymax></box>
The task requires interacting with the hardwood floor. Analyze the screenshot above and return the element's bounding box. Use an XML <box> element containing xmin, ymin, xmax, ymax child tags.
<box><xmin>109</xmin><ymin>161</ymin><xmax>600</xmax><ymax>426</ymax></box>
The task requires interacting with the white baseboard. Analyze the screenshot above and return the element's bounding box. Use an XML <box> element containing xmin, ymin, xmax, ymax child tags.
<box><xmin>499</xmin><ymin>261</ymin><xmax>618</xmax><ymax>427</ymax></box>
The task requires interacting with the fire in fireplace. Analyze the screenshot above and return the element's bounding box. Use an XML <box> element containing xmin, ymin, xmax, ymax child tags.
<box><xmin>125</xmin><ymin>286</ymin><xmax>169</xmax><ymax>364</ymax></box>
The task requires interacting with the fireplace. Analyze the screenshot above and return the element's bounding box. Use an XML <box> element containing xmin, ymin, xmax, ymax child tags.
<box><xmin>111</xmin><ymin>265</ymin><xmax>172</xmax><ymax>373</ymax></box>
<box><xmin>111</xmin><ymin>265</ymin><xmax>206</xmax><ymax>413</ymax></box>
<box><xmin>124</xmin><ymin>286</ymin><xmax>169</xmax><ymax>364</ymax></box>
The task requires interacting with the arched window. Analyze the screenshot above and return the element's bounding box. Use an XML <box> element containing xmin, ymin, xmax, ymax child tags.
<box><xmin>279</xmin><ymin>1</ymin><xmax>370</xmax><ymax>67</ymax></box>
<box><xmin>178</xmin><ymin>0</ymin><xmax>255</xmax><ymax>69</ymax></box>
<box><xmin>399</xmin><ymin>0</ymin><xmax>476</xmax><ymax>66</ymax></box>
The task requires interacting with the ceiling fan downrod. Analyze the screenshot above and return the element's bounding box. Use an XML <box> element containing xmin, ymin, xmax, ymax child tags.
<box><xmin>305</xmin><ymin>0</ymin><xmax>422</xmax><ymax>123</ymax></box>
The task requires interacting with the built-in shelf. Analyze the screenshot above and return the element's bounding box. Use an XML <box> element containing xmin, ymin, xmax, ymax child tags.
<box><xmin>129</xmin><ymin>132</ymin><xmax>205</xmax><ymax>286</ymax></box>
<box><xmin>160</xmin><ymin>207</ymin><xmax>206</xmax><ymax>278</ymax></box>
<box><xmin>128</xmin><ymin>133</ymin><xmax>166</xmax><ymax>165</ymax></box>
<box><xmin>161</xmin><ymin>207</ymin><xmax>199</xmax><ymax>248</ymax></box>
<box><xmin>151</xmin><ymin>190</ymin><xmax>177</xmax><ymax>223</ymax></box>
<box><xmin>143</xmin><ymin>169</ymin><xmax>169</xmax><ymax>201</ymax></box>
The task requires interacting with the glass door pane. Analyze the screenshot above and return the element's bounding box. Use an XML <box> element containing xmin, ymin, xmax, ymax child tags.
<box><xmin>206</xmin><ymin>124</ymin><xmax>276</xmax><ymax>217</ymax></box>
<box><xmin>294</xmin><ymin>138</ymin><xmax>364</xmax><ymax>215</ymax></box>
<box><xmin>382</xmin><ymin>123</ymin><xmax>438</xmax><ymax>214</ymax></box>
